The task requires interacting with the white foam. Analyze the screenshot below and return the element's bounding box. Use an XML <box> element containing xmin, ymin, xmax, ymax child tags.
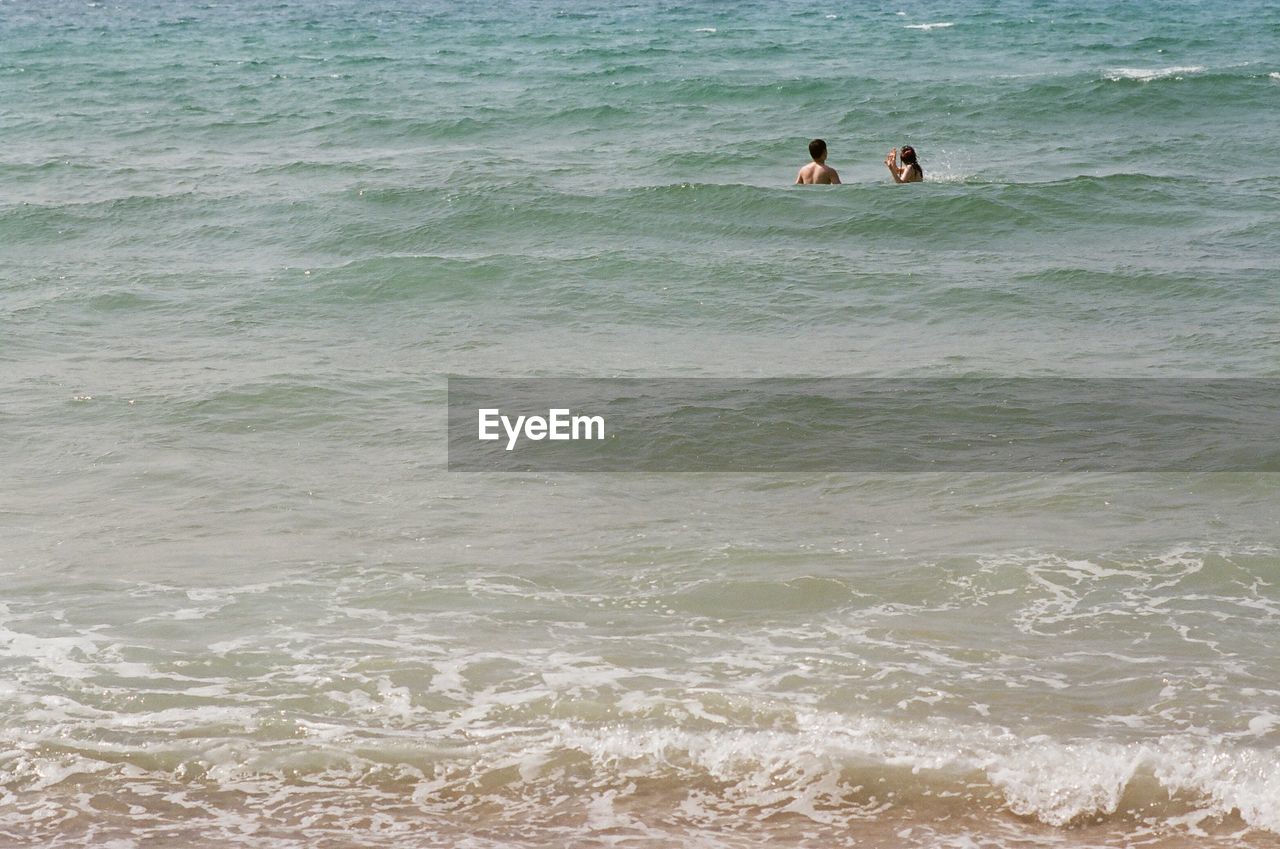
<box><xmin>551</xmin><ymin>711</ymin><xmax>1280</xmax><ymax>832</ymax></box>
<box><xmin>1104</xmin><ymin>65</ymin><xmax>1205</xmax><ymax>82</ymax></box>
<box><xmin>905</xmin><ymin>22</ymin><xmax>954</xmax><ymax>31</ymax></box>
<box><xmin>1248</xmin><ymin>713</ymin><xmax>1280</xmax><ymax>737</ymax></box>
<box><xmin>694</xmin><ymin>27</ymin><xmax>716</xmax><ymax>33</ymax></box>
<box><xmin>1270</xmin><ymin>72</ymin><xmax>1280</xmax><ymax>80</ymax></box>
<box><xmin>3</xmin><ymin>703</ymin><xmax>1279</xmax><ymax>842</ymax></box>
<box><xmin>0</xmin><ymin>626</ymin><xmax>101</xmax><ymax>680</ymax></box>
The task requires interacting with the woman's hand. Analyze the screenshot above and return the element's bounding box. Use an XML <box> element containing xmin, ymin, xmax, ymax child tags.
<box><xmin>885</xmin><ymin>149</ymin><xmax>904</xmax><ymax>182</ymax></box>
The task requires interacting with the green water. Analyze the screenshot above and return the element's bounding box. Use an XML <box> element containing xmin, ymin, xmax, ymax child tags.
<box><xmin>2</xmin><ymin>1</ymin><xmax>1279</xmax><ymax>846</ymax></box>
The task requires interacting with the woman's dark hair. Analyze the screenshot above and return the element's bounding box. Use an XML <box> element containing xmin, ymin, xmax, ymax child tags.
<box><xmin>900</xmin><ymin>145</ymin><xmax>923</xmax><ymax>179</ymax></box>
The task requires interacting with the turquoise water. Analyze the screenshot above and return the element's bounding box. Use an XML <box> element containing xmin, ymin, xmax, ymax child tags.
<box><xmin>2</xmin><ymin>1</ymin><xmax>1279</xmax><ymax>846</ymax></box>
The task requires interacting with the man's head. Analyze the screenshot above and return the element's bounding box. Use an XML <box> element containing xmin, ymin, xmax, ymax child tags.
<box><xmin>808</xmin><ymin>138</ymin><xmax>827</xmax><ymax>163</ymax></box>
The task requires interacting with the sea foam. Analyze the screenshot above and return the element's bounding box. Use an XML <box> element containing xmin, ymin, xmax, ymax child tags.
<box><xmin>1105</xmin><ymin>65</ymin><xmax>1205</xmax><ymax>82</ymax></box>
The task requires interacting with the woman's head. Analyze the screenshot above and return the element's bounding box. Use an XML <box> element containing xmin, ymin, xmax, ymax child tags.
<box><xmin>900</xmin><ymin>145</ymin><xmax>918</xmax><ymax>165</ymax></box>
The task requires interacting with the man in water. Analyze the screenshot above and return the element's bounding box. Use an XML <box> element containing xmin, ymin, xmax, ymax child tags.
<box><xmin>796</xmin><ymin>138</ymin><xmax>841</xmax><ymax>184</ymax></box>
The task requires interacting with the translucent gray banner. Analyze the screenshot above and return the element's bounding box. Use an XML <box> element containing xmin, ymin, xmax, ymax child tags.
<box><xmin>447</xmin><ymin>379</ymin><xmax>1279</xmax><ymax>472</ymax></box>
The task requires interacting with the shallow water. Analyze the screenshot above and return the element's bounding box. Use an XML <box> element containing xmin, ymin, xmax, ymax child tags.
<box><xmin>2</xmin><ymin>0</ymin><xmax>1279</xmax><ymax>846</ymax></box>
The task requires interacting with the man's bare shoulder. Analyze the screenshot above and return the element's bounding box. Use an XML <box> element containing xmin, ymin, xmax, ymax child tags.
<box><xmin>798</xmin><ymin>162</ymin><xmax>839</xmax><ymax>184</ymax></box>
<box><xmin>797</xmin><ymin>162</ymin><xmax>839</xmax><ymax>185</ymax></box>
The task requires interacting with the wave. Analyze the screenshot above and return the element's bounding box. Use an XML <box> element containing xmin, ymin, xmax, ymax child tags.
<box><xmin>1009</xmin><ymin>266</ymin><xmax>1241</xmax><ymax>300</ymax></box>
<box><xmin>2</xmin><ymin>709</ymin><xmax>1277</xmax><ymax>844</ymax></box>
<box><xmin>599</xmin><ymin>74</ymin><xmax>873</xmax><ymax>106</ymax></box>
<box><xmin>896</xmin><ymin>63</ymin><xmax>1277</xmax><ymax>128</ymax></box>
<box><xmin>1104</xmin><ymin>65</ymin><xmax>1206</xmax><ymax>82</ymax></box>
<box><xmin>621</xmin><ymin>174</ymin><xmax>1206</xmax><ymax>233</ymax></box>
<box><xmin>297</xmin><ymin>111</ymin><xmax>502</xmax><ymax>142</ymax></box>
<box><xmin>283</xmin><ymin>175</ymin><xmax>1219</xmax><ymax>265</ymax></box>
<box><xmin>2</xmin><ymin>542</ymin><xmax>1276</xmax><ymax>846</ymax></box>
<box><xmin>553</xmin><ymin>714</ymin><xmax>1280</xmax><ymax>831</ymax></box>
<box><xmin>0</xmin><ymin>191</ymin><xmax>208</xmax><ymax>245</ymax></box>
<box><xmin>287</xmin><ymin>254</ymin><xmax>520</xmax><ymax>305</ymax></box>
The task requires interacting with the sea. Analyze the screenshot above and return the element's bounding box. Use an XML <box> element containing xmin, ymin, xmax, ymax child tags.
<box><xmin>2</xmin><ymin>0</ymin><xmax>1279</xmax><ymax>846</ymax></box>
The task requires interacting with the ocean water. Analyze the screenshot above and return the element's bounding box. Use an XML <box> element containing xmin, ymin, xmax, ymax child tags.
<box><xmin>2</xmin><ymin>0</ymin><xmax>1279</xmax><ymax>846</ymax></box>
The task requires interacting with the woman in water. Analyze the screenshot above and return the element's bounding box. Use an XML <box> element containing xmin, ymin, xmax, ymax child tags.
<box><xmin>885</xmin><ymin>145</ymin><xmax>923</xmax><ymax>183</ymax></box>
